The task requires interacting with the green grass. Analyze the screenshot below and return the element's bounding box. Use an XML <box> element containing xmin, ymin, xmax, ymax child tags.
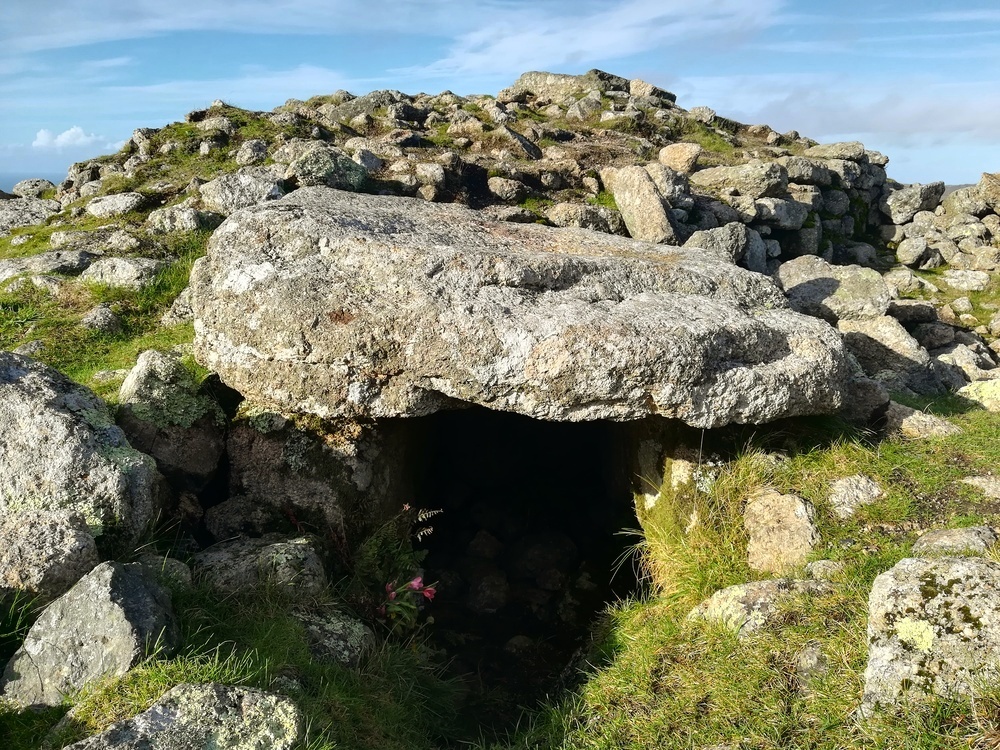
<box><xmin>586</xmin><ymin>191</ymin><xmax>618</xmax><ymax>211</ymax></box>
<box><xmin>0</xmin><ymin>229</ymin><xmax>209</xmax><ymax>396</ymax></box>
<box><xmin>1</xmin><ymin>582</ymin><xmax>463</xmax><ymax>750</ymax></box>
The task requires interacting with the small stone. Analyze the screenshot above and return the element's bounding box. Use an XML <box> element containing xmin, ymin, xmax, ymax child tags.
<box><xmin>81</xmin><ymin>257</ymin><xmax>167</xmax><ymax>290</ymax></box>
<box><xmin>744</xmin><ymin>489</ymin><xmax>819</xmax><ymax>574</ymax></box>
<box><xmin>962</xmin><ymin>476</ymin><xmax>1000</xmax><ymax>499</ymax></box>
<box><xmin>193</xmin><ymin>535</ymin><xmax>328</xmax><ymax>596</ymax></box>
<box><xmin>80</xmin><ymin>303</ymin><xmax>123</xmax><ymax>333</ymax></box>
<box><xmin>688</xmin><ymin>579</ymin><xmax>832</xmax><ymax>636</ymax></box>
<box><xmin>912</xmin><ymin>526</ymin><xmax>997</xmax><ymax>556</ymax></box>
<box><xmin>806</xmin><ymin>560</ymin><xmax>845</xmax><ymax>581</ymax></box>
<box><xmin>85</xmin><ymin>192</ymin><xmax>145</xmax><ymax>219</ymax></box>
<box><xmin>827</xmin><ymin>474</ymin><xmax>883</xmax><ymax>519</ymax></box>
<box><xmin>294</xmin><ymin>609</ymin><xmax>374</xmax><ymax>668</ymax></box>
<box><xmin>884</xmin><ymin>401</ymin><xmax>961</xmax><ymax>439</ymax></box>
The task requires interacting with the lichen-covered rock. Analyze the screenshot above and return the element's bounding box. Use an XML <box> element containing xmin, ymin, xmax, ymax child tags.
<box><xmin>743</xmin><ymin>489</ymin><xmax>819</xmax><ymax>574</ymax></box>
<box><xmin>191</xmin><ymin>187</ymin><xmax>855</xmax><ymax>428</ymax></box>
<box><xmin>688</xmin><ymin>579</ymin><xmax>831</xmax><ymax>637</ymax></box>
<box><xmin>0</xmin><ymin>353</ymin><xmax>162</xmax><ymax>548</ymax></box>
<box><xmin>802</xmin><ymin>141</ymin><xmax>866</xmax><ymax>161</ymax></box>
<box><xmin>683</xmin><ymin>222</ymin><xmax>767</xmax><ymax>270</ymax></box>
<box><xmin>85</xmin><ymin>192</ymin><xmax>146</xmax><ymax>218</ymax></box>
<box><xmin>0</xmin><ymin>510</ymin><xmax>98</xmax><ymax>602</ymax></box>
<box><xmin>884</xmin><ymin>401</ymin><xmax>961</xmax><ymax>439</ymax></box>
<box><xmin>81</xmin><ymin>257</ymin><xmax>167</xmax><ymax>290</ymax></box>
<box><xmin>598</xmin><ymin>165</ymin><xmax>680</xmax><ymax>244</ymax></box>
<box><xmin>838</xmin><ymin>316</ymin><xmax>943</xmax><ymax>395</ymax></box>
<box><xmin>880</xmin><ymin>182</ymin><xmax>945</xmax><ymax>224</ymax></box>
<box><xmin>11</xmin><ymin>178</ymin><xmax>55</xmax><ymax>199</ymax></box>
<box><xmin>62</xmin><ymin>683</ymin><xmax>302</xmax><ymax>749</ymax></box>
<box><xmin>544</xmin><ymin>202</ymin><xmax>624</xmax><ymax>235</ymax></box>
<box><xmin>295</xmin><ymin>609</ymin><xmax>374</xmax><ymax>667</ymax></box>
<box><xmin>0</xmin><ymin>250</ymin><xmax>96</xmax><ymax>283</ymax></box>
<box><xmin>199</xmin><ymin>167</ymin><xmax>286</xmax><ymax>215</ymax></box>
<box><xmin>0</xmin><ymin>562</ymin><xmax>179</xmax><ymax>707</ymax></box>
<box><xmin>689</xmin><ymin>161</ymin><xmax>788</xmax><ymax>200</ymax></box>
<box><xmin>146</xmin><ymin>203</ymin><xmax>222</xmax><ymax>234</ymax></box>
<box><xmin>775</xmin><ymin>255</ymin><xmax>890</xmax><ymax>323</ymax></box>
<box><xmin>912</xmin><ymin>527</ymin><xmax>997</xmax><ymax>556</ymax></box>
<box><xmin>192</xmin><ymin>535</ymin><xmax>328</xmax><ymax>595</ymax></box>
<box><xmin>958</xmin><ymin>379</ymin><xmax>1000</xmax><ymax>411</ymax></box>
<box><xmin>942</xmin><ymin>269</ymin><xmax>991</xmax><ymax>292</ymax></box>
<box><xmin>0</xmin><ymin>197</ymin><xmax>60</xmax><ymax>233</ymax></box>
<box><xmin>117</xmin><ymin>350</ymin><xmax>225</xmax><ymax>490</ymax></box>
<box><xmin>827</xmin><ymin>474</ymin><xmax>883</xmax><ymax>519</ymax></box>
<box><xmin>284</xmin><ymin>145</ymin><xmax>368</xmax><ymax>190</ymax></box>
<box><xmin>862</xmin><ymin>557</ymin><xmax>1000</xmax><ymax>713</ymax></box>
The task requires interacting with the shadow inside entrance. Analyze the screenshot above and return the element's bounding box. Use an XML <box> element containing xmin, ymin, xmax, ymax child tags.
<box><xmin>407</xmin><ymin>406</ymin><xmax>641</xmax><ymax>738</ymax></box>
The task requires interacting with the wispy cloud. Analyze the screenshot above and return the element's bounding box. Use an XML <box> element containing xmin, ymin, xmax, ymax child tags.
<box><xmin>398</xmin><ymin>0</ymin><xmax>785</xmax><ymax>78</ymax></box>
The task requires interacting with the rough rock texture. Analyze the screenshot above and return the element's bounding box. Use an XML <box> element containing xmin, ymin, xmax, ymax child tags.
<box><xmin>191</xmin><ymin>187</ymin><xmax>855</xmax><ymax>428</ymax></box>
<box><xmin>884</xmin><ymin>401</ymin><xmax>962</xmax><ymax>439</ymax></box>
<box><xmin>827</xmin><ymin>474</ymin><xmax>883</xmax><ymax>519</ymax></box>
<box><xmin>0</xmin><ymin>562</ymin><xmax>179</xmax><ymax>707</ymax></box>
<box><xmin>220</xmin><ymin>405</ymin><xmax>406</xmax><ymax>540</ymax></box>
<box><xmin>743</xmin><ymin>489</ymin><xmax>819</xmax><ymax>574</ymax></box>
<box><xmin>599</xmin><ymin>165</ymin><xmax>680</xmax><ymax>244</ymax></box>
<box><xmin>658</xmin><ymin>143</ymin><xmax>702</xmax><ymax>173</ymax></box>
<box><xmin>958</xmin><ymin>379</ymin><xmax>1000</xmax><ymax>411</ymax></box>
<box><xmin>838</xmin><ymin>316</ymin><xmax>942</xmax><ymax>395</ymax></box>
<box><xmin>683</xmin><ymin>222</ymin><xmax>767</xmax><ymax>270</ymax></box>
<box><xmin>963</xmin><ymin>476</ymin><xmax>1000</xmax><ymax>499</ymax></box>
<box><xmin>880</xmin><ymin>182</ymin><xmax>945</xmax><ymax>225</ymax></box>
<box><xmin>117</xmin><ymin>350</ymin><xmax>225</xmax><ymax>490</ymax></box>
<box><xmin>80</xmin><ymin>257</ymin><xmax>167</xmax><ymax>290</ymax></box>
<box><xmin>295</xmin><ymin>609</ymin><xmax>374</xmax><ymax>667</ymax></box>
<box><xmin>0</xmin><ymin>510</ymin><xmax>98</xmax><ymax>602</ymax></box>
<box><xmin>85</xmin><ymin>192</ymin><xmax>146</xmax><ymax>218</ymax></box>
<box><xmin>192</xmin><ymin>535</ymin><xmax>328</xmax><ymax>595</ymax></box>
<box><xmin>284</xmin><ymin>145</ymin><xmax>369</xmax><ymax>190</ymax></box>
<box><xmin>199</xmin><ymin>167</ymin><xmax>286</xmax><ymax>215</ymax></box>
<box><xmin>62</xmin><ymin>683</ymin><xmax>302</xmax><ymax>749</ymax></box>
<box><xmin>863</xmin><ymin>557</ymin><xmax>1000</xmax><ymax>713</ymax></box>
<box><xmin>0</xmin><ymin>250</ymin><xmax>96</xmax><ymax>284</ymax></box>
<box><xmin>0</xmin><ymin>353</ymin><xmax>162</xmax><ymax>547</ymax></box>
<box><xmin>11</xmin><ymin>178</ymin><xmax>55</xmax><ymax>198</ymax></box>
<box><xmin>775</xmin><ymin>256</ymin><xmax>890</xmax><ymax>323</ymax></box>
<box><xmin>912</xmin><ymin>526</ymin><xmax>997</xmax><ymax>556</ymax></box>
<box><xmin>688</xmin><ymin>579</ymin><xmax>831</xmax><ymax>637</ymax></box>
<box><xmin>0</xmin><ymin>197</ymin><xmax>60</xmax><ymax>233</ymax></box>
<box><xmin>146</xmin><ymin>203</ymin><xmax>222</xmax><ymax>234</ymax></box>
<box><xmin>689</xmin><ymin>161</ymin><xmax>788</xmax><ymax>199</ymax></box>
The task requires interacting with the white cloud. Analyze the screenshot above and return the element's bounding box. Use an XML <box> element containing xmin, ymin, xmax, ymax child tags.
<box><xmin>32</xmin><ymin>126</ymin><xmax>104</xmax><ymax>149</ymax></box>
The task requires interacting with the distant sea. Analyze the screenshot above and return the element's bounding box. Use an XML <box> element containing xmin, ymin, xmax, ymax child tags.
<box><xmin>0</xmin><ymin>172</ymin><xmax>66</xmax><ymax>193</ymax></box>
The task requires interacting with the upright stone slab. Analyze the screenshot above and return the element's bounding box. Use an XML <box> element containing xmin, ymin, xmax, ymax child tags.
<box><xmin>191</xmin><ymin>187</ymin><xmax>854</xmax><ymax>429</ymax></box>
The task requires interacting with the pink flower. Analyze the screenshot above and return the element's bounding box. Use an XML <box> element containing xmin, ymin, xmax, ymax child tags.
<box><xmin>386</xmin><ymin>581</ymin><xmax>397</xmax><ymax>600</ymax></box>
<box><xmin>422</xmin><ymin>586</ymin><xmax>436</xmax><ymax>601</ymax></box>
<box><xmin>408</xmin><ymin>576</ymin><xmax>423</xmax><ymax>590</ymax></box>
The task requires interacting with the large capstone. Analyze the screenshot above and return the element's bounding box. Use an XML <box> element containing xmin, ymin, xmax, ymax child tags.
<box><xmin>191</xmin><ymin>187</ymin><xmax>854</xmax><ymax>428</ymax></box>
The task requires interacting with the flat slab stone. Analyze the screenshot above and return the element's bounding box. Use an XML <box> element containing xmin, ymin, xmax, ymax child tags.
<box><xmin>191</xmin><ymin>187</ymin><xmax>853</xmax><ymax>428</ymax></box>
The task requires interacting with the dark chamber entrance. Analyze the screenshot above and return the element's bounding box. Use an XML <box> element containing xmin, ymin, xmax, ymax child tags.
<box><xmin>408</xmin><ymin>406</ymin><xmax>640</xmax><ymax>731</ymax></box>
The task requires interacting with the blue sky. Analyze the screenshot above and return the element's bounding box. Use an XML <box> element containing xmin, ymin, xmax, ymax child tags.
<box><xmin>2</xmin><ymin>0</ymin><xmax>1000</xmax><ymax>187</ymax></box>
